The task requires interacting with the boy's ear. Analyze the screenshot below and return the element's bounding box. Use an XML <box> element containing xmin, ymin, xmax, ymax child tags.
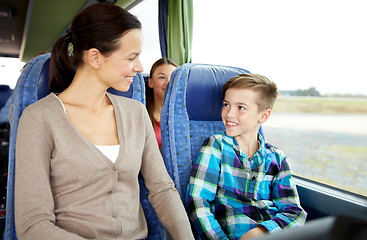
<box><xmin>87</xmin><ymin>48</ymin><xmax>102</xmax><ymax>69</ymax></box>
<box><xmin>259</xmin><ymin>109</ymin><xmax>271</xmax><ymax>124</ymax></box>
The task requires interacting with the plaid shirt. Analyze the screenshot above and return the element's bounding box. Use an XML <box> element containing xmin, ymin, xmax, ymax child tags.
<box><xmin>186</xmin><ymin>132</ymin><xmax>307</xmax><ymax>240</ymax></box>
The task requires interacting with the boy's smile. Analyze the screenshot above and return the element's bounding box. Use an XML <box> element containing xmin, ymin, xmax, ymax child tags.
<box><xmin>225</xmin><ymin>121</ymin><xmax>239</xmax><ymax>127</ymax></box>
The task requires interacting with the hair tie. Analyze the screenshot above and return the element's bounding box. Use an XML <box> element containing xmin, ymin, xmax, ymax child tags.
<box><xmin>65</xmin><ymin>29</ymin><xmax>72</xmax><ymax>42</ymax></box>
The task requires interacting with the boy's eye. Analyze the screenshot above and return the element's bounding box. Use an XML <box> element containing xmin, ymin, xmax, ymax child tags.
<box><xmin>239</xmin><ymin>106</ymin><xmax>245</xmax><ymax>110</ymax></box>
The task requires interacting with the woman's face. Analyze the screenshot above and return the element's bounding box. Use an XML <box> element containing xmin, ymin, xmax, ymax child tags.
<box><xmin>148</xmin><ymin>64</ymin><xmax>176</xmax><ymax>102</ymax></box>
<box><xmin>98</xmin><ymin>29</ymin><xmax>143</xmax><ymax>92</ymax></box>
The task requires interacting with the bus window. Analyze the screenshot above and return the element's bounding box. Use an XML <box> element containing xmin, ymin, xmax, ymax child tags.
<box><xmin>192</xmin><ymin>0</ymin><xmax>367</xmax><ymax>196</ymax></box>
<box><xmin>129</xmin><ymin>0</ymin><xmax>161</xmax><ymax>73</ymax></box>
<box><xmin>0</xmin><ymin>57</ymin><xmax>24</xmax><ymax>89</ymax></box>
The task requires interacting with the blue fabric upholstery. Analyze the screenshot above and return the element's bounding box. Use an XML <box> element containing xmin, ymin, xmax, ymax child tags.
<box><xmin>0</xmin><ymin>85</ymin><xmax>12</xmax><ymax>109</ymax></box>
<box><xmin>160</xmin><ymin>63</ymin><xmax>265</xmax><ymax>202</ymax></box>
<box><xmin>3</xmin><ymin>53</ymin><xmax>165</xmax><ymax>240</ymax></box>
<box><xmin>0</xmin><ymin>85</ymin><xmax>13</xmax><ymax>124</ymax></box>
<box><xmin>0</xmin><ymin>96</ymin><xmax>13</xmax><ymax>125</ymax></box>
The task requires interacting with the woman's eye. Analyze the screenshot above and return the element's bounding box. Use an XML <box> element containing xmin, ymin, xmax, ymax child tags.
<box><xmin>223</xmin><ymin>103</ymin><xmax>229</xmax><ymax>107</ymax></box>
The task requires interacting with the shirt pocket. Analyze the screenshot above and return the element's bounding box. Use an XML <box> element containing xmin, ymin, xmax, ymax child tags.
<box><xmin>257</xmin><ymin>173</ymin><xmax>274</xmax><ymax>200</ymax></box>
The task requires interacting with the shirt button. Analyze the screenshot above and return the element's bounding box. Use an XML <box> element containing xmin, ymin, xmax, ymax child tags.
<box><xmin>113</xmin><ymin>166</ymin><xmax>117</xmax><ymax>171</ymax></box>
<box><xmin>252</xmin><ymin>176</ymin><xmax>256</xmax><ymax>181</ymax></box>
<box><xmin>112</xmin><ymin>214</ymin><xmax>117</xmax><ymax>218</ymax></box>
<box><xmin>108</xmin><ymin>191</ymin><xmax>112</xmax><ymax>195</ymax></box>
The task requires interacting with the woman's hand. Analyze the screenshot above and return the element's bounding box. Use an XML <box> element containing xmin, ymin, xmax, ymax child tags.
<box><xmin>239</xmin><ymin>226</ymin><xmax>268</xmax><ymax>240</ymax></box>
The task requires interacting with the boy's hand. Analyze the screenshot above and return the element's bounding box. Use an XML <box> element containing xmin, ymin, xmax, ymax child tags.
<box><xmin>239</xmin><ymin>226</ymin><xmax>268</xmax><ymax>240</ymax></box>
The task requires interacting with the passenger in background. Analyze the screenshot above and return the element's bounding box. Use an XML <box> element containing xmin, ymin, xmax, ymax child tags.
<box><xmin>14</xmin><ymin>3</ymin><xmax>194</xmax><ymax>240</ymax></box>
<box><xmin>186</xmin><ymin>73</ymin><xmax>306</xmax><ymax>240</ymax></box>
<box><xmin>146</xmin><ymin>58</ymin><xmax>177</xmax><ymax>148</ymax></box>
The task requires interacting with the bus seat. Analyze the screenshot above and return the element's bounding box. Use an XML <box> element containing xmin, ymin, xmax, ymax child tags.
<box><xmin>0</xmin><ymin>85</ymin><xmax>13</xmax><ymax>124</ymax></box>
<box><xmin>0</xmin><ymin>85</ymin><xmax>12</xmax><ymax>110</ymax></box>
<box><xmin>160</xmin><ymin>63</ymin><xmax>267</xmax><ymax>202</ymax></box>
<box><xmin>4</xmin><ymin>53</ymin><xmax>165</xmax><ymax>240</ymax></box>
<box><xmin>0</xmin><ymin>97</ymin><xmax>13</xmax><ymax>125</ymax></box>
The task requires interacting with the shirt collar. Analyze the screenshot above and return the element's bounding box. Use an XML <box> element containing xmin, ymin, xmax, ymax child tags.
<box><xmin>222</xmin><ymin>132</ymin><xmax>268</xmax><ymax>159</ymax></box>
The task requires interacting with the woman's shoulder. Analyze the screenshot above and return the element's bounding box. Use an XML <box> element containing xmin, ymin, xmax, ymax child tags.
<box><xmin>18</xmin><ymin>93</ymin><xmax>62</xmax><ymax>127</ymax></box>
<box><xmin>22</xmin><ymin>93</ymin><xmax>60</xmax><ymax>115</ymax></box>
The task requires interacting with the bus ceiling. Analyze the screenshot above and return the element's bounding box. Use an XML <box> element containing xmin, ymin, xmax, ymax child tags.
<box><xmin>0</xmin><ymin>0</ymin><xmax>144</xmax><ymax>62</ymax></box>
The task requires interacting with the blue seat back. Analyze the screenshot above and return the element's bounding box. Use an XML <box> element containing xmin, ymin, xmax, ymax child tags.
<box><xmin>0</xmin><ymin>85</ymin><xmax>13</xmax><ymax>124</ymax></box>
<box><xmin>0</xmin><ymin>98</ymin><xmax>13</xmax><ymax>125</ymax></box>
<box><xmin>0</xmin><ymin>85</ymin><xmax>12</xmax><ymax>110</ymax></box>
<box><xmin>4</xmin><ymin>53</ymin><xmax>165</xmax><ymax>240</ymax></box>
<box><xmin>160</xmin><ymin>63</ymin><xmax>265</xmax><ymax>201</ymax></box>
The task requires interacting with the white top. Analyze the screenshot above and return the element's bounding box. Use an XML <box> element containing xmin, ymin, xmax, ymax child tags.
<box><xmin>55</xmin><ymin>95</ymin><xmax>120</xmax><ymax>163</ymax></box>
<box><xmin>95</xmin><ymin>144</ymin><xmax>119</xmax><ymax>163</ymax></box>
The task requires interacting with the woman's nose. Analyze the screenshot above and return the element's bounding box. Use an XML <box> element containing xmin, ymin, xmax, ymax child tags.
<box><xmin>134</xmin><ymin>59</ymin><xmax>143</xmax><ymax>73</ymax></box>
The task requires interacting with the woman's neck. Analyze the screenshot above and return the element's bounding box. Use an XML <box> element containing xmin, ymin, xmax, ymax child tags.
<box><xmin>58</xmin><ymin>69</ymin><xmax>110</xmax><ymax>111</ymax></box>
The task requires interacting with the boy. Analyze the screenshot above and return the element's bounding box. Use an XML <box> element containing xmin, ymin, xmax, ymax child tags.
<box><xmin>186</xmin><ymin>73</ymin><xmax>307</xmax><ymax>240</ymax></box>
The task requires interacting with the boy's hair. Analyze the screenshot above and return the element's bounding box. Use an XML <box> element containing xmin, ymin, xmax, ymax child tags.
<box><xmin>222</xmin><ymin>73</ymin><xmax>278</xmax><ymax>111</ymax></box>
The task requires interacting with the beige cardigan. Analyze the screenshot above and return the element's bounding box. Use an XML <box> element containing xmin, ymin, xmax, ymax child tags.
<box><xmin>14</xmin><ymin>93</ymin><xmax>194</xmax><ymax>240</ymax></box>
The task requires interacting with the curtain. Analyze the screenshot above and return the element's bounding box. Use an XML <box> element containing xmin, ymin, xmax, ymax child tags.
<box><xmin>158</xmin><ymin>0</ymin><xmax>168</xmax><ymax>58</ymax></box>
<box><xmin>159</xmin><ymin>0</ymin><xmax>193</xmax><ymax>65</ymax></box>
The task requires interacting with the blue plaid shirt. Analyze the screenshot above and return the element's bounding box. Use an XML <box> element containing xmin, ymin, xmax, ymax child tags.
<box><xmin>186</xmin><ymin>132</ymin><xmax>307</xmax><ymax>240</ymax></box>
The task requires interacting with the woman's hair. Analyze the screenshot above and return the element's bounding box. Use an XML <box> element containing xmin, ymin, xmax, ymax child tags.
<box><xmin>146</xmin><ymin>58</ymin><xmax>177</xmax><ymax>127</ymax></box>
<box><xmin>222</xmin><ymin>73</ymin><xmax>278</xmax><ymax>111</ymax></box>
<box><xmin>49</xmin><ymin>3</ymin><xmax>141</xmax><ymax>93</ymax></box>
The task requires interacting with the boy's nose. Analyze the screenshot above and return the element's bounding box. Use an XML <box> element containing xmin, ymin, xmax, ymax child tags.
<box><xmin>226</xmin><ymin>108</ymin><xmax>235</xmax><ymax>118</ymax></box>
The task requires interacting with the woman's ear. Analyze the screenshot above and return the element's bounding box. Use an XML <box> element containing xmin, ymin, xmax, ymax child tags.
<box><xmin>259</xmin><ymin>108</ymin><xmax>271</xmax><ymax>124</ymax></box>
<box><xmin>87</xmin><ymin>48</ymin><xmax>102</xmax><ymax>69</ymax></box>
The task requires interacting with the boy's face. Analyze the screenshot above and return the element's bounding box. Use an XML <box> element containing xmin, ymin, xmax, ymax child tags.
<box><xmin>221</xmin><ymin>88</ymin><xmax>269</xmax><ymax>140</ymax></box>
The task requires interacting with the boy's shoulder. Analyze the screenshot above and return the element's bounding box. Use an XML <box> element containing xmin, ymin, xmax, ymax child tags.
<box><xmin>211</xmin><ymin>132</ymin><xmax>226</xmax><ymax>140</ymax></box>
<box><xmin>199</xmin><ymin>133</ymin><xmax>225</xmax><ymax>150</ymax></box>
<box><xmin>263</xmin><ymin>141</ymin><xmax>288</xmax><ymax>168</ymax></box>
<box><xmin>264</xmin><ymin>141</ymin><xmax>285</xmax><ymax>155</ymax></box>
<box><xmin>206</xmin><ymin>132</ymin><xmax>234</xmax><ymax>147</ymax></box>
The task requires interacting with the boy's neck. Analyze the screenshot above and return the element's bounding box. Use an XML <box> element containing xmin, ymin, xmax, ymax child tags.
<box><xmin>235</xmin><ymin>133</ymin><xmax>260</xmax><ymax>159</ymax></box>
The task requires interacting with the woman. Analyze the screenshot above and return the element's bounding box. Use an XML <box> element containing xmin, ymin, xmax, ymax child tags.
<box><xmin>14</xmin><ymin>3</ymin><xmax>194</xmax><ymax>240</ymax></box>
<box><xmin>146</xmin><ymin>58</ymin><xmax>177</xmax><ymax>148</ymax></box>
